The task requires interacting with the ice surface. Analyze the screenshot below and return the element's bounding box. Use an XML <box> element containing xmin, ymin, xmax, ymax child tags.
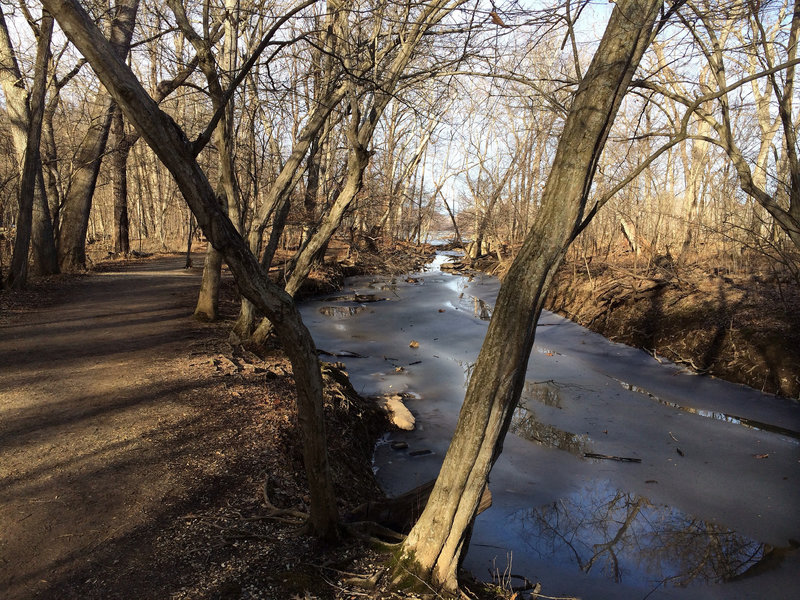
<box><xmin>300</xmin><ymin>253</ymin><xmax>800</xmax><ymax>599</ymax></box>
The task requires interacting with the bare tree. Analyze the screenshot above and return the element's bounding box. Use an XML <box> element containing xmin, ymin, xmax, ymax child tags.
<box><xmin>56</xmin><ymin>0</ymin><xmax>140</xmax><ymax>271</ymax></box>
<box><xmin>248</xmin><ymin>0</ymin><xmax>471</xmax><ymax>345</ymax></box>
<box><xmin>0</xmin><ymin>3</ymin><xmax>58</xmax><ymax>283</ymax></box>
<box><xmin>641</xmin><ymin>0</ymin><xmax>800</xmax><ymax>249</ymax></box>
<box><xmin>393</xmin><ymin>0</ymin><xmax>665</xmax><ymax>593</ymax></box>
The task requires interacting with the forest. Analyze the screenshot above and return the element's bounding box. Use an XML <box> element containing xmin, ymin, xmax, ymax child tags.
<box><xmin>0</xmin><ymin>1</ymin><xmax>798</xmax><ymax>599</ymax></box>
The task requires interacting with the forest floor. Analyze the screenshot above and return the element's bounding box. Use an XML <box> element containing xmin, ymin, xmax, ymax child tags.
<box><xmin>469</xmin><ymin>248</ymin><xmax>800</xmax><ymax>399</ymax></box>
<box><xmin>0</xmin><ymin>245</ymin><xmax>507</xmax><ymax>600</ymax></box>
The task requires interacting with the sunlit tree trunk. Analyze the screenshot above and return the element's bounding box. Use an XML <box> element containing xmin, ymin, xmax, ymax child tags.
<box><xmin>393</xmin><ymin>0</ymin><xmax>663</xmax><ymax>593</ymax></box>
<box><xmin>57</xmin><ymin>0</ymin><xmax>140</xmax><ymax>271</ymax></box>
<box><xmin>169</xmin><ymin>0</ymin><xmax>243</xmax><ymax>320</ymax></box>
<box><xmin>0</xmin><ymin>7</ymin><xmax>58</xmax><ymax>281</ymax></box>
<box><xmin>4</xmin><ymin>12</ymin><xmax>54</xmax><ymax>287</ymax></box>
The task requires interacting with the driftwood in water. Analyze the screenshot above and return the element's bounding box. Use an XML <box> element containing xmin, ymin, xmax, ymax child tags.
<box><xmin>347</xmin><ymin>480</ymin><xmax>492</xmax><ymax>534</ymax></box>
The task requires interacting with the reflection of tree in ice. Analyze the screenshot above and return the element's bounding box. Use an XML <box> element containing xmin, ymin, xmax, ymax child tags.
<box><xmin>510</xmin><ymin>405</ymin><xmax>590</xmax><ymax>457</ymax></box>
<box><xmin>510</xmin><ymin>382</ymin><xmax>591</xmax><ymax>457</ymax></box>
<box><xmin>514</xmin><ymin>482</ymin><xmax>765</xmax><ymax>588</ymax></box>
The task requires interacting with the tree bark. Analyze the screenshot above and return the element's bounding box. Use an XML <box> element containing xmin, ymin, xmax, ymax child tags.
<box><xmin>6</xmin><ymin>13</ymin><xmax>53</xmax><ymax>287</ymax></box>
<box><xmin>0</xmin><ymin>7</ymin><xmax>58</xmax><ymax>281</ymax></box>
<box><xmin>393</xmin><ymin>0</ymin><xmax>663</xmax><ymax>593</ymax></box>
<box><xmin>194</xmin><ymin>241</ymin><xmax>224</xmax><ymax>321</ymax></box>
<box><xmin>110</xmin><ymin>105</ymin><xmax>131</xmax><ymax>256</ymax></box>
<box><xmin>42</xmin><ymin>88</ymin><xmax>64</xmax><ymax>240</ymax></box>
<box><xmin>57</xmin><ymin>0</ymin><xmax>139</xmax><ymax>272</ymax></box>
<box><xmin>42</xmin><ymin>0</ymin><xmax>340</xmax><ymax>540</ymax></box>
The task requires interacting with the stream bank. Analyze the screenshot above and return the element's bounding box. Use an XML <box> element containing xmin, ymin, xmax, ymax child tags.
<box><xmin>0</xmin><ymin>249</ymin><xmax>505</xmax><ymax>600</ymax></box>
<box><xmin>301</xmin><ymin>251</ymin><xmax>800</xmax><ymax>600</ymax></box>
<box><xmin>456</xmin><ymin>251</ymin><xmax>800</xmax><ymax>399</ymax></box>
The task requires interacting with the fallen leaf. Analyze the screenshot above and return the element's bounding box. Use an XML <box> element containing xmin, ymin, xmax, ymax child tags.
<box><xmin>409</xmin><ymin>340</ymin><xmax>419</xmax><ymax>349</ymax></box>
<box><xmin>754</xmin><ymin>453</ymin><xmax>769</xmax><ymax>459</ymax></box>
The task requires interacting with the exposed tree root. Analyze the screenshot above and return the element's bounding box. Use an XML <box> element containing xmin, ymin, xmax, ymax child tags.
<box><xmin>261</xmin><ymin>475</ymin><xmax>310</xmax><ymax>523</ymax></box>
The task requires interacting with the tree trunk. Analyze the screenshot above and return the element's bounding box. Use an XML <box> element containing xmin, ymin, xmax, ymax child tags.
<box><xmin>194</xmin><ymin>242</ymin><xmax>224</xmax><ymax>321</ymax></box>
<box><xmin>111</xmin><ymin>105</ymin><xmax>131</xmax><ymax>255</ymax></box>
<box><xmin>30</xmin><ymin>166</ymin><xmax>59</xmax><ymax>275</ymax></box>
<box><xmin>42</xmin><ymin>94</ymin><xmax>63</xmax><ymax>240</ymax></box>
<box><xmin>0</xmin><ymin>8</ymin><xmax>58</xmax><ymax>283</ymax></box>
<box><xmin>57</xmin><ymin>0</ymin><xmax>140</xmax><ymax>272</ymax></box>
<box><xmin>43</xmin><ymin>0</ymin><xmax>340</xmax><ymax>540</ymax></box>
<box><xmin>170</xmin><ymin>0</ymin><xmax>244</xmax><ymax>319</ymax></box>
<box><xmin>393</xmin><ymin>0</ymin><xmax>663</xmax><ymax>593</ymax></box>
<box><xmin>185</xmin><ymin>210</ymin><xmax>195</xmax><ymax>268</ymax></box>
<box><xmin>7</xmin><ymin>15</ymin><xmax>53</xmax><ymax>287</ymax></box>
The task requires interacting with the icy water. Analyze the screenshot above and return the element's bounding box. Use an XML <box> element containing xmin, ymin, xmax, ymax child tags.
<box><xmin>300</xmin><ymin>254</ymin><xmax>800</xmax><ymax>599</ymax></box>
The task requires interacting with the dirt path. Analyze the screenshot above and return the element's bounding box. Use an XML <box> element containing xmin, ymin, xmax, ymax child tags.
<box><xmin>0</xmin><ymin>257</ymin><xmax>224</xmax><ymax>598</ymax></box>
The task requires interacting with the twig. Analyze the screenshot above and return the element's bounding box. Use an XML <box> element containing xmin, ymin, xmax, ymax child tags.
<box><xmin>318</xmin><ymin>572</ymin><xmax>374</xmax><ymax>597</ymax></box>
<box><xmin>396</xmin><ymin>565</ymin><xmax>447</xmax><ymax>599</ymax></box>
<box><xmin>584</xmin><ymin>453</ymin><xmax>641</xmax><ymax>463</ymax></box>
<box><xmin>648</xmin><ymin>348</ymin><xmax>664</xmax><ymax>364</ymax></box>
<box><xmin>345</xmin><ymin>520</ymin><xmax>406</xmax><ymax>543</ymax></box>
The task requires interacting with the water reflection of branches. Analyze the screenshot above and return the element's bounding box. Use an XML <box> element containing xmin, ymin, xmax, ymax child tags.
<box><xmin>455</xmin><ymin>359</ymin><xmax>476</xmax><ymax>386</ymax></box>
<box><xmin>515</xmin><ymin>484</ymin><xmax>764</xmax><ymax>588</ymax></box>
<box><xmin>510</xmin><ymin>406</ymin><xmax>590</xmax><ymax>456</ymax></box>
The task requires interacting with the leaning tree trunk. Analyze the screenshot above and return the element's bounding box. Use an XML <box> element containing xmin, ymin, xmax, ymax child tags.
<box><xmin>43</xmin><ymin>0</ymin><xmax>340</xmax><ymax>540</ymax></box>
<box><xmin>57</xmin><ymin>0</ymin><xmax>139</xmax><ymax>272</ymax></box>
<box><xmin>393</xmin><ymin>0</ymin><xmax>663</xmax><ymax>593</ymax></box>
<box><xmin>249</xmin><ymin>143</ymin><xmax>370</xmax><ymax>345</ymax></box>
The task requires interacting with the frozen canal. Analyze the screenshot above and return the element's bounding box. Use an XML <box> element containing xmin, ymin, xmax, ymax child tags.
<box><xmin>300</xmin><ymin>254</ymin><xmax>800</xmax><ymax>599</ymax></box>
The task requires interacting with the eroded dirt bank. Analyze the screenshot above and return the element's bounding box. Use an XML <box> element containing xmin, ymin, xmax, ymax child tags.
<box><xmin>544</xmin><ymin>257</ymin><xmax>800</xmax><ymax>399</ymax></box>
<box><xmin>464</xmin><ymin>251</ymin><xmax>800</xmax><ymax>399</ymax></box>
